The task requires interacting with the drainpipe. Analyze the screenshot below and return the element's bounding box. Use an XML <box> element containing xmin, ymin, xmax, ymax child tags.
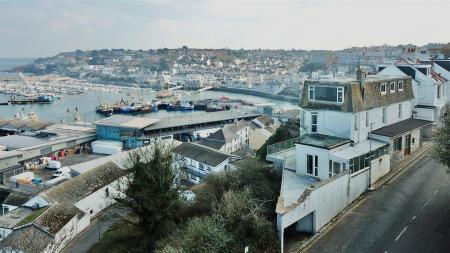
<box><xmin>368</xmin><ymin>123</ymin><xmax>375</xmax><ymax>191</ymax></box>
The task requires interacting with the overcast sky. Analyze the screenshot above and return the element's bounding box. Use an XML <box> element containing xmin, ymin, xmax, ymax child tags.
<box><xmin>1</xmin><ymin>0</ymin><xmax>449</xmax><ymax>58</ymax></box>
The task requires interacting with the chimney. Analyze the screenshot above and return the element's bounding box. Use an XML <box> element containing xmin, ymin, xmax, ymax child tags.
<box><xmin>356</xmin><ymin>66</ymin><xmax>366</xmax><ymax>89</ymax></box>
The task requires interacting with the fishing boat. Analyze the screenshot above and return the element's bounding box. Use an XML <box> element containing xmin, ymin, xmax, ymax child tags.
<box><xmin>167</xmin><ymin>101</ymin><xmax>194</xmax><ymax>111</ymax></box>
<box><xmin>35</xmin><ymin>95</ymin><xmax>55</xmax><ymax>103</ymax></box>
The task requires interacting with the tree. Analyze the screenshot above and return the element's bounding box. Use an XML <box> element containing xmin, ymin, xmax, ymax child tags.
<box><xmin>214</xmin><ymin>188</ymin><xmax>280</xmax><ymax>253</ymax></box>
<box><xmin>432</xmin><ymin>103</ymin><xmax>450</xmax><ymax>170</ymax></box>
<box><xmin>158</xmin><ymin>215</ymin><xmax>233</xmax><ymax>253</ymax></box>
<box><xmin>115</xmin><ymin>143</ymin><xmax>182</xmax><ymax>251</ymax></box>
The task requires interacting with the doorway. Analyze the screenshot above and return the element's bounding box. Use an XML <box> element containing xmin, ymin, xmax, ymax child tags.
<box><xmin>404</xmin><ymin>134</ymin><xmax>411</xmax><ymax>156</ymax></box>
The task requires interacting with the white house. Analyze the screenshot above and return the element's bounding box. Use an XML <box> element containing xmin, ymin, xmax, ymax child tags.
<box><xmin>267</xmin><ymin>69</ymin><xmax>432</xmax><ymax>252</ymax></box>
<box><xmin>198</xmin><ymin>120</ymin><xmax>250</xmax><ymax>154</ymax></box>
<box><xmin>377</xmin><ymin>59</ymin><xmax>449</xmax><ymax>122</ymax></box>
<box><xmin>248</xmin><ymin>115</ymin><xmax>280</xmax><ymax>151</ymax></box>
<box><xmin>0</xmin><ymin>161</ymin><xmax>125</xmax><ymax>252</ymax></box>
<box><xmin>172</xmin><ymin>142</ymin><xmax>231</xmax><ymax>184</ymax></box>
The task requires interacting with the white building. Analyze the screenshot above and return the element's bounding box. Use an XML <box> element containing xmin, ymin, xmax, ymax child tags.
<box><xmin>172</xmin><ymin>142</ymin><xmax>231</xmax><ymax>184</ymax></box>
<box><xmin>0</xmin><ymin>160</ymin><xmax>126</xmax><ymax>252</ymax></box>
<box><xmin>198</xmin><ymin>120</ymin><xmax>250</xmax><ymax>154</ymax></box>
<box><xmin>267</xmin><ymin>69</ymin><xmax>432</xmax><ymax>252</ymax></box>
<box><xmin>377</xmin><ymin>59</ymin><xmax>449</xmax><ymax>121</ymax></box>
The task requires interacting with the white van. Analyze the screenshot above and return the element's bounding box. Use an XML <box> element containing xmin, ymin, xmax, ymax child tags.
<box><xmin>52</xmin><ymin>167</ymin><xmax>71</xmax><ymax>178</ymax></box>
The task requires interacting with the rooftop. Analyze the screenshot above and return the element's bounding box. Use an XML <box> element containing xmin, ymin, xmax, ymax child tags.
<box><xmin>331</xmin><ymin>139</ymin><xmax>388</xmax><ymax>160</ymax></box>
<box><xmin>277</xmin><ymin>169</ymin><xmax>319</xmax><ymax>213</ymax></box>
<box><xmin>144</xmin><ymin>110</ymin><xmax>260</xmax><ymax>131</ymax></box>
<box><xmin>0</xmin><ymin>207</ymin><xmax>34</xmax><ymax>229</ymax></box>
<box><xmin>2</xmin><ymin>192</ymin><xmax>32</xmax><ymax>207</ymax></box>
<box><xmin>0</xmin><ymin>224</ymin><xmax>53</xmax><ymax>252</ymax></box>
<box><xmin>371</xmin><ymin>118</ymin><xmax>433</xmax><ymax>137</ymax></box>
<box><xmin>40</xmin><ymin>161</ymin><xmax>124</xmax><ymax>204</ymax></box>
<box><xmin>296</xmin><ymin>134</ymin><xmax>352</xmax><ymax>150</ymax></box>
<box><xmin>301</xmin><ymin>76</ymin><xmax>414</xmax><ymax>113</ymax></box>
<box><xmin>94</xmin><ymin>115</ymin><xmax>159</xmax><ymax>130</ymax></box>
<box><xmin>34</xmin><ymin>203</ymin><xmax>82</xmax><ymax>235</ymax></box>
<box><xmin>172</xmin><ymin>142</ymin><xmax>231</xmax><ymax>167</ymax></box>
<box><xmin>0</xmin><ymin>125</ymin><xmax>96</xmax><ymax>150</ymax></box>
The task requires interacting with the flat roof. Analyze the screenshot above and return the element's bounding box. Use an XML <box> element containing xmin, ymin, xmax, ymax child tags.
<box><xmin>0</xmin><ymin>207</ymin><xmax>33</xmax><ymax>229</ymax></box>
<box><xmin>94</xmin><ymin>116</ymin><xmax>159</xmax><ymax>130</ymax></box>
<box><xmin>371</xmin><ymin>118</ymin><xmax>433</xmax><ymax>137</ymax></box>
<box><xmin>0</xmin><ymin>135</ymin><xmax>48</xmax><ymax>149</ymax></box>
<box><xmin>331</xmin><ymin>139</ymin><xmax>388</xmax><ymax>160</ymax></box>
<box><xmin>144</xmin><ymin>110</ymin><xmax>260</xmax><ymax>131</ymax></box>
<box><xmin>296</xmin><ymin>134</ymin><xmax>352</xmax><ymax>150</ymax></box>
<box><xmin>0</xmin><ymin>125</ymin><xmax>96</xmax><ymax>150</ymax></box>
<box><xmin>277</xmin><ymin>169</ymin><xmax>319</xmax><ymax>213</ymax></box>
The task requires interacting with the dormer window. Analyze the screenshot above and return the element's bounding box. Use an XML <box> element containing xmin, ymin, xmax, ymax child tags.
<box><xmin>380</xmin><ymin>83</ymin><xmax>387</xmax><ymax>94</ymax></box>
<box><xmin>389</xmin><ymin>82</ymin><xmax>396</xmax><ymax>93</ymax></box>
<box><xmin>398</xmin><ymin>81</ymin><xmax>404</xmax><ymax>91</ymax></box>
<box><xmin>308</xmin><ymin>85</ymin><xmax>345</xmax><ymax>103</ymax></box>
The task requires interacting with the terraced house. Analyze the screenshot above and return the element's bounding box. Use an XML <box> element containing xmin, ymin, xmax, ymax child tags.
<box><xmin>267</xmin><ymin>69</ymin><xmax>432</xmax><ymax>252</ymax></box>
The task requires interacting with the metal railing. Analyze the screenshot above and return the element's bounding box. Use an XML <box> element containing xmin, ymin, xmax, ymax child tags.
<box><xmin>267</xmin><ymin>137</ymin><xmax>302</xmax><ymax>155</ymax></box>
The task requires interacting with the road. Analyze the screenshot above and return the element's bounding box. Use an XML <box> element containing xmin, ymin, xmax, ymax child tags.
<box><xmin>63</xmin><ymin>206</ymin><xmax>127</xmax><ymax>253</ymax></box>
<box><xmin>306</xmin><ymin>154</ymin><xmax>450</xmax><ymax>253</ymax></box>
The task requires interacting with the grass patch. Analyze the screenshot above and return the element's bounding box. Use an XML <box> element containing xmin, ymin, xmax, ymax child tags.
<box><xmin>16</xmin><ymin>206</ymin><xmax>49</xmax><ymax>227</ymax></box>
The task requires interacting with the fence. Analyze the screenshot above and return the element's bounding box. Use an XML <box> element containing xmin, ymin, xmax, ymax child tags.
<box><xmin>267</xmin><ymin>137</ymin><xmax>302</xmax><ymax>155</ymax></box>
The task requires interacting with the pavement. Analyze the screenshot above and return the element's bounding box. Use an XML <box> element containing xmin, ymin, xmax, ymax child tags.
<box><xmin>63</xmin><ymin>205</ymin><xmax>128</xmax><ymax>253</ymax></box>
<box><xmin>303</xmin><ymin>154</ymin><xmax>450</xmax><ymax>253</ymax></box>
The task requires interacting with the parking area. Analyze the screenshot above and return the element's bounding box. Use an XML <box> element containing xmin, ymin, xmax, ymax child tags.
<box><xmin>29</xmin><ymin>154</ymin><xmax>106</xmax><ymax>182</ymax></box>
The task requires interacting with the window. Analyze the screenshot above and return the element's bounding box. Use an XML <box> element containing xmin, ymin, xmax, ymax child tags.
<box><xmin>309</xmin><ymin>86</ymin><xmax>315</xmax><ymax>100</ymax></box>
<box><xmin>354</xmin><ymin>114</ymin><xmax>359</xmax><ymax>130</ymax></box>
<box><xmin>329</xmin><ymin>160</ymin><xmax>332</xmax><ymax>178</ymax></box>
<box><xmin>398</xmin><ymin>104</ymin><xmax>402</xmax><ymax>118</ymax></box>
<box><xmin>393</xmin><ymin>137</ymin><xmax>402</xmax><ymax>151</ymax></box>
<box><xmin>380</xmin><ymin>83</ymin><xmax>387</xmax><ymax>94</ymax></box>
<box><xmin>308</xmin><ymin>86</ymin><xmax>345</xmax><ymax>103</ymax></box>
<box><xmin>398</xmin><ymin>81</ymin><xmax>404</xmax><ymax>91</ymax></box>
<box><xmin>437</xmin><ymin>85</ymin><xmax>441</xmax><ymax>98</ymax></box>
<box><xmin>365</xmin><ymin>111</ymin><xmax>369</xmax><ymax>127</ymax></box>
<box><xmin>333</xmin><ymin>162</ymin><xmax>341</xmax><ymax>175</ymax></box>
<box><xmin>307</xmin><ymin>155</ymin><xmax>318</xmax><ymax>176</ymax></box>
<box><xmin>390</xmin><ymin>82</ymin><xmax>396</xmax><ymax>93</ymax></box>
<box><xmin>382</xmin><ymin>107</ymin><xmax>387</xmax><ymax>124</ymax></box>
<box><xmin>337</xmin><ymin>87</ymin><xmax>344</xmax><ymax>103</ymax></box>
<box><xmin>311</xmin><ymin>112</ymin><xmax>318</xmax><ymax>133</ymax></box>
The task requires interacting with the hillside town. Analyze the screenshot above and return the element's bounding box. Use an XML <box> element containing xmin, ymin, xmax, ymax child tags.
<box><xmin>10</xmin><ymin>43</ymin><xmax>450</xmax><ymax>100</ymax></box>
<box><xmin>0</xmin><ymin>41</ymin><xmax>448</xmax><ymax>252</ymax></box>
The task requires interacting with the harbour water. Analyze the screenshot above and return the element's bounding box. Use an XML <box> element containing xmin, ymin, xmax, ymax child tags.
<box><xmin>0</xmin><ymin>58</ymin><xmax>297</xmax><ymax>123</ymax></box>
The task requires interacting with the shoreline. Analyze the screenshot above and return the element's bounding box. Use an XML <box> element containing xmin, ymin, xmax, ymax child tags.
<box><xmin>210</xmin><ymin>87</ymin><xmax>299</xmax><ymax>103</ymax></box>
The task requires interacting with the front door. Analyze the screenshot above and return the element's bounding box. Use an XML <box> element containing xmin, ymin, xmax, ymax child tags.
<box><xmin>404</xmin><ymin>134</ymin><xmax>411</xmax><ymax>156</ymax></box>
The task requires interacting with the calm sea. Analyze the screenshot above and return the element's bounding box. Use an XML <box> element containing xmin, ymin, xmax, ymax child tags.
<box><xmin>0</xmin><ymin>58</ymin><xmax>297</xmax><ymax>123</ymax></box>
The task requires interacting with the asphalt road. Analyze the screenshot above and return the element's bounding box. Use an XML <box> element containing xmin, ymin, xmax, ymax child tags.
<box><xmin>63</xmin><ymin>206</ymin><xmax>127</xmax><ymax>253</ymax></box>
<box><xmin>306</xmin><ymin>154</ymin><xmax>450</xmax><ymax>253</ymax></box>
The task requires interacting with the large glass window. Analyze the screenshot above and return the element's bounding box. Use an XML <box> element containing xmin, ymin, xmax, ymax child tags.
<box><xmin>349</xmin><ymin>145</ymin><xmax>389</xmax><ymax>174</ymax></box>
<box><xmin>309</xmin><ymin>86</ymin><xmax>344</xmax><ymax>103</ymax></box>
<box><xmin>307</xmin><ymin>154</ymin><xmax>318</xmax><ymax>176</ymax></box>
<box><xmin>394</xmin><ymin>137</ymin><xmax>402</xmax><ymax>151</ymax></box>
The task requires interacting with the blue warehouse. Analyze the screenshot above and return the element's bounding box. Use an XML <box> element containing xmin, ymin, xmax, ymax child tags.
<box><xmin>94</xmin><ymin>116</ymin><xmax>159</xmax><ymax>149</ymax></box>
